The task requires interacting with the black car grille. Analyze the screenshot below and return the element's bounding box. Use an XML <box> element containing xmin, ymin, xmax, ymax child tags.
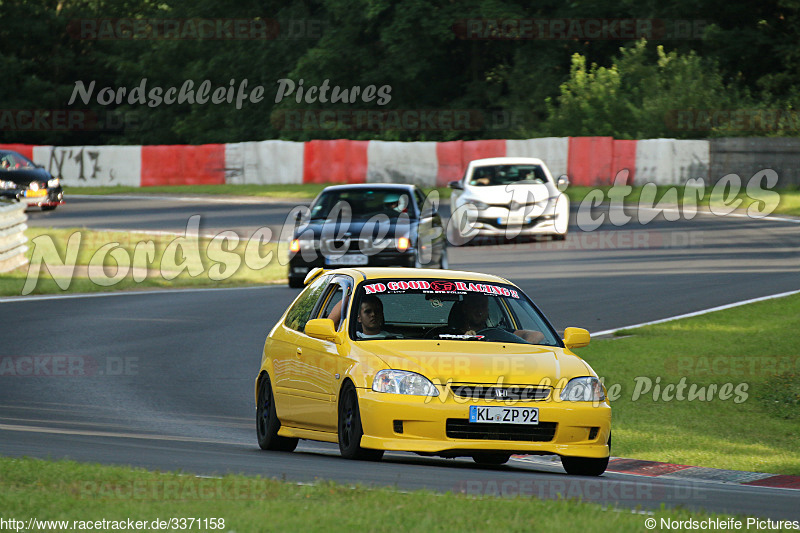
<box><xmin>450</xmin><ymin>384</ymin><xmax>551</xmax><ymax>401</ymax></box>
<box><xmin>446</xmin><ymin>419</ymin><xmax>557</xmax><ymax>442</ymax></box>
<box><xmin>322</xmin><ymin>238</ymin><xmax>372</xmax><ymax>254</ymax></box>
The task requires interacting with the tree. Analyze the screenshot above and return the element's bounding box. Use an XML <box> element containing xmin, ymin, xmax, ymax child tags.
<box><xmin>540</xmin><ymin>40</ymin><xmax>756</xmax><ymax>138</ymax></box>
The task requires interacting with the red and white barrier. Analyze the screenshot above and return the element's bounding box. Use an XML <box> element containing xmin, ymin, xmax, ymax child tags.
<box><xmin>224</xmin><ymin>140</ymin><xmax>305</xmax><ymax>185</ymax></box>
<box><xmin>612</xmin><ymin>140</ymin><xmax>638</xmax><ymax>185</ymax></box>
<box><xmin>367</xmin><ymin>141</ymin><xmax>438</xmax><ymax>187</ymax></box>
<box><xmin>506</xmin><ymin>137</ymin><xmax>569</xmax><ymax>179</ymax></box>
<box><xmin>302</xmin><ymin>140</ymin><xmax>369</xmax><ymax>184</ymax></box>
<box><xmin>1</xmin><ymin>137</ymin><xmax>713</xmax><ymax>188</ymax></box>
<box><xmin>141</xmin><ymin>144</ymin><xmax>225</xmax><ymax>187</ymax></box>
<box><xmin>435</xmin><ymin>140</ymin><xmax>506</xmax><ymax>186</ymax></box>
<box><xmin>33</xmin><ymin>145</ymin><xmax>142</xmax><ymax>187</ymax></box>
<box><xmin>0</xmin><ymin>144</ymin><xmax>34</xmax><ymax>160</ymax></box>
<box><xmin>635</xmin><ymin>139</ymin><xmax>710</xmax><ymax>185</ymax></box>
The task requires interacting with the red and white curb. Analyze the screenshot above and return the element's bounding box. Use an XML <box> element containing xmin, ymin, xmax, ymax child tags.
<box><xmin>511</xmin><ymin>455</ymin><xmax>800</xmax><ymax>489</ymax></box>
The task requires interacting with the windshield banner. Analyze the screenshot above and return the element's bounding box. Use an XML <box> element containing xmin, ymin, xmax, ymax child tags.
<box><xmin>363</xmin><ymin>280</ymin><xmax>519</xmax><ymax>298</ymax></box>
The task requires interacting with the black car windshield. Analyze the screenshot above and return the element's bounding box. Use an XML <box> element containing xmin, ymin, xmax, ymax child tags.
<box><xmin>309</xmin><ymin>189</ymin><xmax>414</xmax><ymax>220</ymax></box>
<box><xmin>0</xmin><ymin>151</ymin><xmax>36</xmax><ymax>171</ymax></box>
<box><xmin>468</xmin><ymin>165</ymin><xmax>547</xmax><ymax>186</ymax></box>
<box><xmin>350</xmin><ymin>279</ymin><xmax>560</xmax><ymax>346</ymax></box>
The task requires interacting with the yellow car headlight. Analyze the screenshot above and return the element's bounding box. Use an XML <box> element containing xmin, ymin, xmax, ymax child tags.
<box><xmin>560</xmin><ymin>376</ymin><xmax>605</xmax><ymax>402</ymax></box>
<box><xmin>372</xmin><ymin>369</ymin><xmax>439</xmax><ymax>397</ymax></box>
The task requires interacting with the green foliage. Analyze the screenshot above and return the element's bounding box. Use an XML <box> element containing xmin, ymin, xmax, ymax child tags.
<box><xmin>541</xmin><ymin>40</ymin><xmax>756</xmax><ymax>139</ymax></box>
<box><xmin>2</xmin><ymin>1</ymin><xmax>800</xmax><ymax>144</ymax></box>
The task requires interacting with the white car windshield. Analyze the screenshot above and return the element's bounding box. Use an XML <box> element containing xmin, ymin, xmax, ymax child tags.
<box><xmin>468</xmin><ymin>165</ymin><xmax>547</xmax><ymax>186</ymax></box>
<box><xmin>350</xmin><ymin>279</ymin><xmax>560</xmax><ymax>346</ymax></box>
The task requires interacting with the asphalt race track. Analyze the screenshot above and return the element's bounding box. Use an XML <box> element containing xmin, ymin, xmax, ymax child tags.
<box><xmin>3</xmin><ymin>195</ymin><xmax>800</xmax><ymax>520</ymax></box>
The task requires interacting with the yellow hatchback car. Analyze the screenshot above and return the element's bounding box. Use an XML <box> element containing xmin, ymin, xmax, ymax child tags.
<box><xmin>255</xmin><ymin>267</ymin><xmax>611</xmax><ymax>475</ymax></box>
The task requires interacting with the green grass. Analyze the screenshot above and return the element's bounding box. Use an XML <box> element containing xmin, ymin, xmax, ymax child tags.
<box><xmin>65</xmin><ymin>183</ymin><xmax>456</xmax><ymax>201</ymax></box>
<box><xmin>563</xmin><ymin>185</ymin><xmax>800</xmax><ymax>216</ymax></box>
<box><xmin>579</xmin><ymin>293</ymin><xmax>800</xmax><ymax>474</ymax></box>
<box><xmin>65</xmin><ymin>184</ymin><xmax>800</xmax><ymax>215</ymax></box>
<box><xmin>0</xmin><ymin>456</ymin><xmax>745</xmax><ymax>532</ymax></box>
<box><xmin>0</xmin><ymin>227</ymin><xmax>287</xmax><ymax>296</ymax></box>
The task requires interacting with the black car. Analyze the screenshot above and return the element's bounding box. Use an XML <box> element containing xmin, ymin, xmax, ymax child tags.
<box><xmin>0</xmin><ymin>150</ymin><xmax>64</xmax><ymax>210</ymax></box>
<box><xmin>287</xmin><ymin>184</ymin><xmax>447</xmax><ymax>288</ymax></box>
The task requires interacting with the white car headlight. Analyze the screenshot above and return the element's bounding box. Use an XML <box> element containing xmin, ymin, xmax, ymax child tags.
<box><xmin>47</xmin><ymin>178</ymin><xmax>60</xmax><ymax>188</ymax></box>
<box><xmin>0</xmin><ymin>180</ymin><xmax>15</xmax><ymax>190</ymax></box>
<box><xmin>560</xmin><ymin>377</ymin><xmax>605</xmax><ymax>402</ymax></box>
<box><xmin>372</xmin><ymin>369</ymin><xmax>439</xmax><ymax>397</ymax></box>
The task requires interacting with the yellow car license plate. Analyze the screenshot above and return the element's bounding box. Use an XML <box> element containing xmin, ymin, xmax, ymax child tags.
<box><xmin>25</xmin><ymin>189</ymin><xmax>47</xmax><ymax>198</ymax></box>
<box><xmin>469</xmin><ymin>406</ymin><xmax>539</xmax><ymax>424</ymax></box>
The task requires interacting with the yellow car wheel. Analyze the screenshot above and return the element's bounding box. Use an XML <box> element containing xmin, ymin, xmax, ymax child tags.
<box><xmin>256</xmin><ymin>374</ymin><xmax>298</xmax><ymax>452</ymax></box>
<box><xmin>561</xmin><ymin>455</ymin><xmax>609</xmax><ymax>476</ymax></box>
<box><xmin>338</xmin><ymin>383</ymin><xmax>383</xmax><ymax>461</ymax></box>
<box><xmin>561</xmin><ymin>433</ymin><xmax>610</xmax><ymax>476</ymax></box>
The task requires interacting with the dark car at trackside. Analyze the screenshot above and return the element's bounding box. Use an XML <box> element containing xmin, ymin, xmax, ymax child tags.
<box><xmin>287</xmin><ymin>184</ymin><xmax>447</xmax><ymax>288</ymax></box>
<box><xmin>0</xmin><ymin>150</ymin><xmax>64</xmax><ymax>210</ymax></box>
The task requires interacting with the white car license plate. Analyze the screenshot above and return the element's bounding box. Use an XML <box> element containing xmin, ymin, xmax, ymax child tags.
<box><xmin>469</xmin><ymin>406</ymin><xmax>539</xmax><ymax>424</ymax></box>
<box><xmin>325</xmin><ymin>255</ymin><xmax>368</xmax><ymax>266</ymax></box>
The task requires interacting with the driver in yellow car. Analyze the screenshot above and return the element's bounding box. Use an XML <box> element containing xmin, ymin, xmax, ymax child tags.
<box><xmin>453</xmin><ymin>293</ymin><xmax>544</xmax><ymax>343</ymax></box>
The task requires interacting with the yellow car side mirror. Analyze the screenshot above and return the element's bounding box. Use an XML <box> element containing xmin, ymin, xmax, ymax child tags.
<box><xmin>305</xmin><ymin>318</ymin><xmax>341</xmax><ymax>344</ymax></box>
<box><xmin>563</xmin><ymin>327</ymin><xmax>590</xmax><ymax>349</ymax></box>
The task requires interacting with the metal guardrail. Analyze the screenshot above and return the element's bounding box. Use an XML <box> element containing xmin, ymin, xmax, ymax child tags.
<box><xmin>0</xmin><ymin>203</ymin><xmax>28</xmax><ymax>273</ymax></box>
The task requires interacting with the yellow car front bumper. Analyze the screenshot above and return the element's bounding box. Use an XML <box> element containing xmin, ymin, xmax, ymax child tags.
<box><xmin>357</xmin><ymin>388</ymin><xmax>611</xmax><ymax>458</ymax></box>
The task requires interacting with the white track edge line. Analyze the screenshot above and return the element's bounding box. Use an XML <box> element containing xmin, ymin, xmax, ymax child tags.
<box><xmin>591</xmin><ymin>288</ymin><xmax>800</xmax><ymax>337</ymax></box>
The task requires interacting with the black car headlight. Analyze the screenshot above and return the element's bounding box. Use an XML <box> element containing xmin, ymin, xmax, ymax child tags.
<box><xmin>290</xmin><ymin>238</ymin><xmax>315</xmax><ymax>253</ymax></box>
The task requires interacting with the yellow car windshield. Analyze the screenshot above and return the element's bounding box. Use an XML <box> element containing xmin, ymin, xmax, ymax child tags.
<box><xmin>350</xmin><ymin>279</ymin><xmax>560</xmax><ymax>346</ymax></box>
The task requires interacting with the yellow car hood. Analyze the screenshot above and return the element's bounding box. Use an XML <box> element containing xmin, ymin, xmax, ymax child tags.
<box><xmin>358</xmin><ymin>339</ymin><xmax>591</xmax><ymax>385</ymax></box>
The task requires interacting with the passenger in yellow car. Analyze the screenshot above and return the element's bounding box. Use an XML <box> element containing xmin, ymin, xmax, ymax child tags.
<box><xmin>450</xmin><ymin>293</ymin><xmax>545</xmax><ymax>343</ymax></box>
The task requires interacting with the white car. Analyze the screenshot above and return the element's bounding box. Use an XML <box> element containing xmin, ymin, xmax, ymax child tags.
<box><xmin>447</xmin><ymin>157</ymin><xmax>570</xmax><ymax>245</ymax></box>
